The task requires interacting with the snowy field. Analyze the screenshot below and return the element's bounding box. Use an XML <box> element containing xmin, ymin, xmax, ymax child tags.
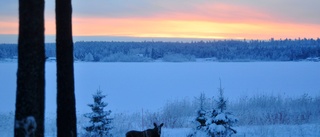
<box><xmin>1</xmin><ymin>62</ymin><xmax>320</xmax><ymax>136</ymax></box>
<box><xmin>1</xmin><ymin>112</ymin><xmax>320</xmax><ymax>137</ymax></box>
<box><xmin>161</xmin><ymin>125</ymin><xmax>320</xmax><ymax>137</ymax></box>
<box><xmin>1</xmin><ymin>62</ymin><xmax>319</xmax><ymax>113</ymax></box>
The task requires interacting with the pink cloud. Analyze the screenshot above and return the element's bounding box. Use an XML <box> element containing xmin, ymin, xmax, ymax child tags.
<box><xmin>1</xmin><ymin>0</ymin><xmax>319</xmax><ymax>40</ymax></box>
<box><xmin>152</xmin><ymin>3</ymin><xmax>276</xmax><ymax>24</ymax></box>
<box><xmin>0</xmin><ymin>21</ymin><xmax>18</xmax><ymax>34</ymax></box>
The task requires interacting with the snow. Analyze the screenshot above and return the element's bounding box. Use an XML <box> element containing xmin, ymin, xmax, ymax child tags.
<box><xmin>226</xmin><ymin>114</ymin><xmax>237</xmax><ymax>123</ymax></box>
<box><xmin>94</xmin><ymin>122</ymin><xmax>103</xmax><ymax>127</ymax></box>
<box><xmin>1</xmin><ymin>62</ymin><xmax>320</xmax><ymax>136</ymax></box>
<box><xmin>15</xmin><ymin>116</ymin><xmax>37</xmax><ymax>136</ymax></box>
<box><xmin>1</xmin><ymin>62</ymin><xmax>320</xmax><ymax>114</ymax></box>
<box><xmin>162</xmin><ymin>128</ymin><xmax>195</xmax><ymax>137</ymax></box>
<box><xmin>214</xmin><ymin>125</ymin><xmax>225</xmax><ymax>133</ymax></box>
<box><xmin>162</xmin><ymin>124</ymin><xmax>320</xmax><ymax>137</ymax></box>
<box><xmin>214</xmin><ymin>113</ymin><xmax>226</xmax><ymax>122</ymax></box>
<box><xmin>234</xmin><ymin>124</ymin><xmax>320</xmax><ymax>137</ymax></box>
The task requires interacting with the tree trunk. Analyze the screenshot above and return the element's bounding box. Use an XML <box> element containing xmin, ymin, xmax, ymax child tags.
<box><xmin>15</xmin><ymin>0</ymin><xmax>45</xmax><ymax>136</ymax></box>
<box><xmin>56</xmin><ymin>0</ymin><xmax>77</xmax><ymax>136</ymax></box>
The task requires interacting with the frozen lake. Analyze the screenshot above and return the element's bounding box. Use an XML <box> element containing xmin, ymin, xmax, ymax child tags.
<box><xmin>0</xmin><ymin>62</ymin><xmax>319</xmax><ymax>114</ymax></box>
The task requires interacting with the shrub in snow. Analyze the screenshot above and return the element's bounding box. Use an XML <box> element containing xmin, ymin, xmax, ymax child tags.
<box><xmin>83</xmin><ymin>89</ymin><xmax>113</xmax><ymax>137</ymax></box>
<box><xmin>190</xmin><ymin>82</ymin><xmax>237</xmax><ymax>137</ymax></box>
<box><xmin>160</xmin><ymin>98</ymin><xmax>195</xmax><ymax>128</ymax></box>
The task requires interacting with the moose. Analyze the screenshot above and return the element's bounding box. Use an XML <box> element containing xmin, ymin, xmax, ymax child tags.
<box><xmin>126</xmin><ymin>123</ymin><xmax>164</xmax><ymax>137</ymax></box>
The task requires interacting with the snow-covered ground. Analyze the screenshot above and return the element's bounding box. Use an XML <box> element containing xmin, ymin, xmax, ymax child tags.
<box><xmin>1</xmin><ymin>62</ymin><xmax>319</xmax><ymax>113</ymax></box>
<box><xmin>1</xmin><ymin>62</ymin><xmax>320</xmax><ymax>136</ymax></box>
<box><xmin>162</xmin><ymin>125</ymin><xmax>320</xmax><ymax>137</ymax></box>
<box><xmin>1</xmin><ymin>113</ymin><xmax>319</xmax><ymax>137</ymax></box>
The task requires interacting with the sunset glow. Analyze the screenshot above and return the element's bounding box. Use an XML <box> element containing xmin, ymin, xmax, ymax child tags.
<box><xmin>67</xmin><ymin>17</ymin><xmax>320</xmax><ymax>40</ymax></box>
<box><xmin>0</xmin><ymin>0</ymin><xmax>319</xmax><ymax>41</ymax></box>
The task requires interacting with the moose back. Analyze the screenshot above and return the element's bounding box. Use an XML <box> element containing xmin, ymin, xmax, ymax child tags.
<box><xmin>126</xmin><ymin>123</ymin><xmax>164</xmax><ymax>137</ymax></box>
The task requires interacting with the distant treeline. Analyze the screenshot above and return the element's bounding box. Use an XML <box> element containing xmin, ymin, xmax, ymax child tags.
<box><xmin>1</xmin><ymin>38</ymin><xmax>320</xmax><ymax>62</ymax></box>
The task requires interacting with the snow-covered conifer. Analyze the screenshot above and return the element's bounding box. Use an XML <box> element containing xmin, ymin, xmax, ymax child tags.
<box><xmin>188</xmin><ymin>93</ymin><xmax>210</xmax><ymax>137</ymax></box>
<box><xmin>196</xmin><ymin>93</ymin><xmax>207</xmax><ymax>129</ymax></box>
<box><xmin>206</xmin><ymin>81</ymin><xmax>237</xmax><ymax>137</ymax></box>
<box><xmin>83</xmin><ymin>88</ymin><xmax>113</xmax><ymax>137</ymax></box>
<box><xmin>190</xmin><ymin>80</ymin><xmax>238</xmax><ymax>137</ymax></box>
<box><xmin>84</xmin><ymin>52</ymin><xmax>94</xmax><ymax>61</ymax></box>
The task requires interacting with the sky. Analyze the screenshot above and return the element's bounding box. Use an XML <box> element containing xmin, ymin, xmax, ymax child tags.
<box><xmin>0</xmin><ymin>0</ymin><xmax>320</xmax><ymax>42</ymax></box>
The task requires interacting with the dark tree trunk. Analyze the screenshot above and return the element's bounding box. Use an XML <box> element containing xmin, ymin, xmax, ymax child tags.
<box><xmin>56</xmin><ymin>0</ymin><xmax>77</xmax><ymax>136</ymax></box>
<box><xmin>14</xmin><ymin>0</ymin><xmax>45</xmax><ymax>137</ymax></box>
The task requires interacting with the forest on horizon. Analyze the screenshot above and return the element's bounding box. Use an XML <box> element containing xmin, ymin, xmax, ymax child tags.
<box><xmin>1</xmin><ymin>38</ymin><xmax>320</xmax><ymax>62</ymax></box>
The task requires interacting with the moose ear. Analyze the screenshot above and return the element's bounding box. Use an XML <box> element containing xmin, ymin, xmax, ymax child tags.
<box><xmin>153</xmin><ymin>123</ymin><xmax>157</xmax><ymax>127</ymax></box>
<box><xmin>160</xmin><ymin>123</ymin><xmax>164</xmax><ymax>127</ymax></box>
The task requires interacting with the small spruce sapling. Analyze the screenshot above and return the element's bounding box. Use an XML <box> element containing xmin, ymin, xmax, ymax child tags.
<box><xmin>188</xmin><ymin>93</ymin><xmax>211</xmax><ymax>137</ymax></box>
<box><xmin>84</xmin><ymin>88</ymin><xmax>113</xmax><ymax>137</ymax></box>
<box><xmin>206</xmin><ymin>80</ymin><xmax>237</xmax><ymax>137</ymax></box>
<box><xmin>196</xmin><ymin>93</ymin><xmax>207</xmax><ymax>129</ymax></box>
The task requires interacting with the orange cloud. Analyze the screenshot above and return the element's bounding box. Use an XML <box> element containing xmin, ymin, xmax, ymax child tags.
<box><xmin>70</xmin><ymin>14</ymin><xmax>320</xmax><ymax>40</ymax></box>
<box><xmin>2</xmin><ymin>2</ymin><xmax>319</xmax><ymax>40</ymax></box>
<box><xmin>68</xmin><ymin>2</ymin><xmax>320</xmax><ymax>40</ymax></box>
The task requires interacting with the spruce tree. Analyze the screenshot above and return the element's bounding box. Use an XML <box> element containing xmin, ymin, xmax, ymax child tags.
<box><xmin>196</xmin><ymin>93</ymin><xmax>207</xmax><ymax>129</ymax></box>
<box><xmin>190</xmin><ymin>81</ymin><xmax>238</xmax><ymax>137</ymax></box>
<box><xmin>84</xmin><ymin>89</ymin><xmax>113</xmax><ymax>137</ymax></box>
<box><xmin>188</xmin><ymin>93</ymin><xmax>211</xmax><ymax>137</ymax></box>
<box><xmin>206</xmin><ymin>81</ymin><xmax>237</xmax><ymax>137</ymax></box>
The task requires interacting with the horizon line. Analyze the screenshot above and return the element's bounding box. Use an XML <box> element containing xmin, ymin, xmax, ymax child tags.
<box><xmin>0</xmin><ymin>34</ymin><xmax>319</xmax><ymax>44</ymax></box>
